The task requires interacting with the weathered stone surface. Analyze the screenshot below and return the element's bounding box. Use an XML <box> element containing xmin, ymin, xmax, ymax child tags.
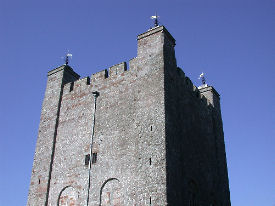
<box><xmin>27</xmin><ymin>26</ymin><xmax>231</xmax><ymax>206</ymax></box>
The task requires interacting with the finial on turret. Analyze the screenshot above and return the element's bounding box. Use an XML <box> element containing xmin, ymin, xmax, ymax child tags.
<box><xmin>64</xmin><ymin>52</ymin><xmax>72</xmax><ymax>65</ymax></box>
<box><xmin>151</xmin><ymin>12</ymin><xmax>160</xmax><ymax>27</ymax></box>
<box><xmin>198</xmin><ymin>72</ymin><xmax>207</xmax><ymax>85</ymax></box>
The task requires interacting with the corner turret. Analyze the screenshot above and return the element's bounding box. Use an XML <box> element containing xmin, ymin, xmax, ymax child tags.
<box><xmin>136</xmin><ymin>26</ymin><xmax>176</xmax><ymax>68</ymax></box>
<box><xmin>199</xmin><ymin>85</ymin><xmax>221</xmax><ymax>112</ymax></box>
<box><xmin>27</xmin><ymin>65</ymin><xmax>79</xmax><ymax>206</ymax></box>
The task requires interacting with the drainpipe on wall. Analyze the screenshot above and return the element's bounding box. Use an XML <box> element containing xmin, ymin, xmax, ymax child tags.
<box><xmin>86</xmin><ymin>91</ymin><xmax>100</xmax><ymax>206</ymax></box>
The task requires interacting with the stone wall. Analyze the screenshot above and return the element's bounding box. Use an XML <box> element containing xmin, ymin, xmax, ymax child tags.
<box><xmin>27</xmin><ymin>66</ymin><xmax>80</xmax><ymax>206</ymax></box>
<box><xmin>164</xmin><ymin>64</ymin><xmax>231</xmax><ymax>205</ymax></box>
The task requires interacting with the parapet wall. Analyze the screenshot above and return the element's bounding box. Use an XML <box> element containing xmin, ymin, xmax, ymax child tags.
<box><xmin>62</xmin><ymin>61</ymin><xmax>217</xmax><ymax>113</ymax></box>
<box><xmin>62</xmin><ymin>57</ymin><xmax>136</xmax><ymax>92</ymax></box>
<box><xmin>173</xmin><ymin>67</ymin><xmax>217</xmax><ymax>110</ymax></box>
<box><xmin>63</xmin><ymin>61</ymin><xmax>127</xmax><ymax>95</ymax></box>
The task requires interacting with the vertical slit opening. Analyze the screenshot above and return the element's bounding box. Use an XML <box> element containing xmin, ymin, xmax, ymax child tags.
<box><xmin>85</xmin><ymin>154</ymin><xmax>90</xmax><ymax>166</ymax></box>
<box><xmin>92</xmin><ymin>152</ymin><xmax>97</xmax><ymax>164</ymax></box>
<box><xmin>149</xmin><ymin>158</ymin><xmax>152</xmax><ymax>165</ymax></box>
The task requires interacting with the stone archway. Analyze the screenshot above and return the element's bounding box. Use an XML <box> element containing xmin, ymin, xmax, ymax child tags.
<box><xmin>57</xmin><ymin>186</ymin><xmax>79</xmax><ymax>206</ymax></box>
<box><xmin>99</xmin><ymin>178</ymin><xmax>122</xmax><ymax>206</ymax></box>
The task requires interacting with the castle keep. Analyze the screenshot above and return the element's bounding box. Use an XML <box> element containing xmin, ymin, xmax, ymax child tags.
<box><xmin>27</xmin><ymin>26</ymin><xmax>231</xmax><ymax>206</ymax></box>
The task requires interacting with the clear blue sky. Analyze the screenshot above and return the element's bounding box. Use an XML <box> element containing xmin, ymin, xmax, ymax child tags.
<box><xmin>0</xmin><ymin>0</ymin><xmax>274</xmax><ymax>205</ymax></box>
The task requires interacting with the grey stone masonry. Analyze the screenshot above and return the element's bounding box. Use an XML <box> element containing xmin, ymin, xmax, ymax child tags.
<box><xmin>27</xmin><ymin>65</ymin><xmax>80</xmax><ymax>206</ymax></box>
<box><xmin>27</xmin><ymin>26</ymin><xmax>231</xmax><ymax>206</ymax></box>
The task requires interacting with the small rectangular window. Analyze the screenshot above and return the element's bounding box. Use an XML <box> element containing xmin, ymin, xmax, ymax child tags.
<box><xmin>92</xmin><ymin>152</ymin><xmax>97</xmax><ymax>164</ymax></box>
<box><xmin>85</xmin><ymin>154</ymin><xmax>90</xmax><ymax>166</ymax></box>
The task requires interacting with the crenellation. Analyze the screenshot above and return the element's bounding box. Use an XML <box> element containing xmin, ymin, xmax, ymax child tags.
<box><xmin>63</xmin><ymin>62</ymin><xmax>130</xmax><ymax>94</ymax></box>
<box><xmin>74</xmin><ymin>77</ymin><xmax>91</xmax><ymax>87</ymax></box>
<box><xmin>175</xmin><ymin>74</ymin><xmax>215</xmax><ymax>110</ymax></box>
<box><xmin>62</xmin><ymin>76</ymin><xmax>91</xmax><ymax>95</ymax></box>
<box><xmin>109</xmin><ymin>62</ymin><xmax>127</xmax><ymax>77</ymax></box>
<box><xmin>184</xmin><ymin>76</ymin><xmax>202</xmax><ymax>101</ymax></box>
<box><xmin>91</xmin><ymin>69</ymin><xmax>109</xmax><ymax>83</ymax></box>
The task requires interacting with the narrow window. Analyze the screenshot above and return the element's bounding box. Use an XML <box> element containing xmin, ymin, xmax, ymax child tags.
<box><xmin>85</xmin><ymin>154</ymin><xmax>90</xmax><ymax>166</ymax></box>
<box><xmin>69</xmin><ymin>82</ymin><xmax>74</xmax><ymax>92</ymax></box>
<box><xmin>149</xmin><ymin>158</ymin><xmax>152</xmax><ymax>165</ymax></box>
<box><xmin>150</xmin><ymin>125</ymin><xmax>153</xmax><ymax>131</ymax></box>
<box><xmin>38</xmin><ymin>178</ymin><xmax>40</xmax><ymax>184</ymax></box>
<box><xmin>92</xmin><ymin>152</ymin><xmax>97</xmax><ymax>164</ymax></box>
<box><xmin>150</xmin><ymin>197</ymin><xmax>151</xmax><ymax>205</ymax></box>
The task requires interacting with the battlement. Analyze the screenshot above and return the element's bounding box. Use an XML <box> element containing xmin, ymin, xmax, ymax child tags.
<box><xmin>62</xmin><ymin>53</ymin><xmax>164</xmax><ymax>93</ymax></box>
<box><xmin>62</xmin><ymin>62</ymin><xmax>218</xmax><ymax>112</ymax></box>
<box><xmin>173</xmin><ymin>67</ymin><xmax>216</xmax><ymax>111</ymax></box>
<box><xmin>90</xmin><ymin>61</ymin><xmax>128</xmax><ymax>82</ymax></box>
<box><xmin>58</xmin><ymin>25</ymin><xmax>180</xmax><ymax>93</ymax></box>
<box><xmin>109</xmin><ymin>62</ymin><xmax>127</xmax><ymax>77</ymax></box>
<box><xmin>187</xmin><ymin>76</ymin><xmax>213</xmax><ymax>109</ymax></box>
<box><xmin>63</xmin><ymin>61</ymin><xmax>129</xmax><ymax>93</ymax></box>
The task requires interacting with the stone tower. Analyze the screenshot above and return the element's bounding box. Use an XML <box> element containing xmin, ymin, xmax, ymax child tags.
<box><xmin>27</xmin><ymin>26</ymin><xmax>231</xmax><ymax>206</ymax></box>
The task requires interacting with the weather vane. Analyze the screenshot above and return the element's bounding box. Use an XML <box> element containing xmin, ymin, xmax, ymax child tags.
<box><xmin>151</xmin><ymin>12</ymin><xmax>160</xmax><ymax>27</ymax></box>
<box><xmin>64</xmin><ymin>52</ymin><xmax>72</xmax><ymax>65</ymax></box>
<box><xmin>198</xmin><ymin>72</ymin><xmax>206</xmax><ymax>85</ymax></box>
